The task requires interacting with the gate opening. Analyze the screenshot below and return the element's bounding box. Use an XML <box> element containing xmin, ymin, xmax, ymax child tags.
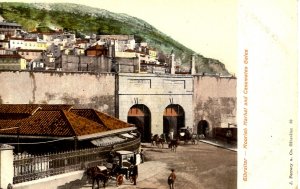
<box><xmin>127</xmin><ymin>104</ymin><xmax>151</xmax><ymax>142</ymax></box>
<box><xmin>197</xmin><ymin>120</ymin><xmax>209</xmax><ymax>137</ymax></box>
<box><xmin>163</xmin><ymin>104</ymin><xmax>185</xmax><ymax>140</ymax></box>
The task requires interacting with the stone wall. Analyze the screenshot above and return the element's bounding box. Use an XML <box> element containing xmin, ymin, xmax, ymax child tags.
<box><xmin>116</xmin><ymin>57</ymin><xmax>139</xmax><ymax>73</ymax></box>
<box><xmin>118</xmin><ymin>73</ymin><xmax>193</xmax><ymax>135</ymax></box>
<box><xmin>0</xmin><ymin>71</ymin><xmax>237</xmax><ymax>137</ymax></box>
<box><xmin>193</xmin><ymin>75</ymin><xmax>237</xmax><ymax>136</ymax></box>
<box><xmin>0</xmin><ymin>71</ymin><xmax>116</xmax><ymax>115</ymax></box>
<box><xmin>62</xmin><ymin>55</ymin><xmax>112</xmax><ymax>73</ymax></box>
<box><xmin>14</xmin><ymin>171</ymin><xmax>85</xmax><ymax>189</ymax></box>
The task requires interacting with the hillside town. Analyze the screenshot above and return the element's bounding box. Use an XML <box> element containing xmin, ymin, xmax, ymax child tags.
<box><xmin>0</xmin><ymin>16</ymin><xmax>184</xmax><ymax>74</ymax></box>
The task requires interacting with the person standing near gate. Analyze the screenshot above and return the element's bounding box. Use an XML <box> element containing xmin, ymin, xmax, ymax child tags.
<box><xmin>168</xmin><ymin>169</ymin><xmax>176</xmax><ymax>189</ymax></box>
<box><xmin>129</xmin><ymin>164</ymin><xmax>138</xmax><ymax>185</ymax></box>
<box><xmin>226</xmin><ymin>130</ymin><xmax>232</xmax><ymax>145</ymax></box>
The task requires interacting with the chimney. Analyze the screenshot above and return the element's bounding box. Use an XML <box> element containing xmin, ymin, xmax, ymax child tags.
<box><xmin>191</xmin><ymin>53</ymin><xmax>196</xmax><ymax>75</ymax></box>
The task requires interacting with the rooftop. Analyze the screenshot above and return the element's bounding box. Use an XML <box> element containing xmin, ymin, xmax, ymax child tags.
<box><xmin>0</xmin><ymin>104</ymin><xmax>134</xmax><ymax>140</ymax></box>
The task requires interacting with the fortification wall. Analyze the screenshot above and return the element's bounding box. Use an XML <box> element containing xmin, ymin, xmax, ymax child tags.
<box><xmin>193</xmin><ymin>75</ymin><xmax>237</xmax><ymax>135</ymax></box>
<box><xmin>0</xmin><ymin>71</ymin><xmax>237</xmax><ymax>136</ymax></box>
<box><xmin>0</xmin><ymin>71</ymin><xmax>116</xmax><ymax>115</ymax></box>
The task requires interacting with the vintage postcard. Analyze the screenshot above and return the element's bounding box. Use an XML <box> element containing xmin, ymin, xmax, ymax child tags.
<box><xmin>0</xmin><ymin>0</ymin><xmax>297</xmax><ymax>189</ymax></box>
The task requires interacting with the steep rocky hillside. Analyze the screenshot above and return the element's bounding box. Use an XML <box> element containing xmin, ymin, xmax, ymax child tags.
<box><xmin>0</xmin><ymin>2</ymin><xmax>231</xmax><ymax>75</ymax></box>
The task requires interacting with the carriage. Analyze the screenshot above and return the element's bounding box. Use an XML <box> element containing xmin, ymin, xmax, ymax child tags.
<box><xmin>178</xmin><ymin>128</ymin><xmax>199</xmax><ymax>144</ymax></box>
<box><xmin>106</xmin><ymin>150</ymin><xmax>141</xmax><ymax>185</ymax></box>
<box><xmin>87</xmin><ymin>150</ymin><xmax>141</xmax><ymax>188</ymax></box>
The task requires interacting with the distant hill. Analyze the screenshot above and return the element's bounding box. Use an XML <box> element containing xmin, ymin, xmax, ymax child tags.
<box><xmin>0</xmin><ymin>2</ymin><xmax>231</xmax><ymax>75</ymax></box>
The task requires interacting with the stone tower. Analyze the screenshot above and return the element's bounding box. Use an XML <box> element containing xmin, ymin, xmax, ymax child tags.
<box><xmin>170</xmin><ymin>51</ymin><xmax>175</xmax><ymax>74</ymax></box>
<box><xmin>191</xmin><ymin>53</ymin><xmax>196</xmax><ymax>75</ymax></box>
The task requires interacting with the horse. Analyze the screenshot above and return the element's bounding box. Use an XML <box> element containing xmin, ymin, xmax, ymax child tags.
<box><xmin>156</xmin><ymin>137</ymin><xmax>165</xmax><ymax>148</ymax></box>
<box><xmin>151</xmin><ymin>134</ymin><xmax>159</xmax><ymax>146</ymax></box>
<box><xmin>168</xmin><ymin>139</ymin><xmax>179</xmax><ymax>152</ymax></box>
<box><xmin>151</xmin><ymin>134</ymin><xmax>166</xmax><ymax>148</ymax></box>
<box><xmin>86</xmin><ymin>166</ymin><xmax>110</xmax><ymax>189</ymax></box>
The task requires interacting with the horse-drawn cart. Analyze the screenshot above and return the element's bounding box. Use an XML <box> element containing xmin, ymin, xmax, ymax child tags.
<box><xmin>179</xmin><ymin>128</ymin><xmax>199</xmax><ymax>144</ymax></box>
<box><xmin>106</xmin><ymin>150</ymin><xmax>141</xmax><ymax>186</ymax></box>
<box><xmin>86</xmin><ymin>150</ymin><xmax>141</xmax><ymax>188</ymax></box>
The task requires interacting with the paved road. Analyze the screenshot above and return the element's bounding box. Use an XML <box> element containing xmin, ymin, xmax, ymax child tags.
<box><xmin>77</xmin><ymin>141</ymin><xmax>236</xmax><ymax>189</ymax></box>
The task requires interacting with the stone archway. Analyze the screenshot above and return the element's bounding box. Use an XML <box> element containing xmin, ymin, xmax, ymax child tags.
<box><xmin>127</xmin><ymin>104</ymin><xmax>151</xmax><ymax>142</ymax></box>
<box><xmin>163</xmin><ymin>104</ymin><xmax>185</xmax><ymax>139</ymax></box>
<box><xmin>197</xmin><ymin>120</ymin><xmax>209</xmax><ymax>137</ymax></box>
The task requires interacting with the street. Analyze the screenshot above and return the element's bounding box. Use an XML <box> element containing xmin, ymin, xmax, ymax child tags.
<box><xmin>74</xmin><ymin>141</ymin><xmax>236</xmax><ymax>189</ymax></box>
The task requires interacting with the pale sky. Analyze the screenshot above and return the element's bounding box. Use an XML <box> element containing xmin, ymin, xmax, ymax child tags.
<box><xmin>3</xmin><ymin>0</ymin><xmax>238</xmax><ymax>74</ymax></box>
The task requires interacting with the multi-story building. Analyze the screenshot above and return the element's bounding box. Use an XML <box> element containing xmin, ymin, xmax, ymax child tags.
<box><xmin>24</xmin><ymin>38</ymin><xmax>47</xmax><ymax>50</ymax></box>
<box><xmin>17</xmin><ymin>49</ymin><xmax>44</xmax><ymax>65</ymax></box>
<box><xmin>98</xmin><ymin>35</ymin><xmax>135</xmax><ymax>52</ymax></box>
<box><xmin>85</xmin><ymin>44</ymin><xmax>108</xmax><ymax>57</ymax></box>
<box><xmin>9</xmin><ymin>37</ymin><xmax>47</xmax><ymax>50</ymax></box>
<box><xmin>0</xmin><ymin>53</ymin><xmax>26</xmax><ymax>70</ymax></box>
<box><xmin>0</xmin><ymin>21</ymin><xmax>22</xmax><ymax>37</ymax></box>
<box><xmin>0</xmin><ymin>38</ymin><xmax>9</xmax><ymax>49</ymax></box>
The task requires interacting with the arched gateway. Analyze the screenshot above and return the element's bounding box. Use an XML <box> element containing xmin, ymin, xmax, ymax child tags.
<box><xmin>197</xmin><ymin>120</ymin><xmax>209</xmax><ymax>137</ymax></box>
<box><xmin>163</xmin><ymin>104</ymin><xmax>185</xmax><ymax>139</ymax></box>
<box><xmin>127</xmin><ymin>104</ymin><xmax>151</xmax><ymax>142</ymax></box>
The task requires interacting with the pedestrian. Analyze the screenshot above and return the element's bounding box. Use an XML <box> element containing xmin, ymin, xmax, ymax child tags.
<box><xmin>168</xmin><ymin>169</ymin><xmax>176</xmax><ymax>189</ymax></box>
<box><xmin>169</xmin><ymin>129</ymin><xmax>174</xmax><ymax>140</ymax></box>
<box><xmin>226</xmin><ymin>130</ymin><xmax>232</xmax><ymax>144</ymax></box>
<box><xmin>7</xmin><ymin>183</ymin><xmax>13</xmax><ymax>189</ymax></box>
<box><xmin>130</xmin><ymin>164</ymin><xmax>138</xmax><ymax>185</ymax></box>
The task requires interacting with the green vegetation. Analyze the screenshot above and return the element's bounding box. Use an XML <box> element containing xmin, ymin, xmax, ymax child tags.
<box><xmin>0</xmin><ymin>2</ymin><xmax>230</xmax><ymax>75</ymax></box>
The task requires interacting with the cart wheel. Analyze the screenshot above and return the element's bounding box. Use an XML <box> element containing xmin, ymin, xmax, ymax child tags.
<box><xmin>116</xmin><ymin>174</ymin><xmax>123</xmax><ymax>186</ymax></box>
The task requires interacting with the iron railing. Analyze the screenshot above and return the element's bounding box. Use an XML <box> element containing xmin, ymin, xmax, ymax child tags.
<box><xmin>13</xmin><ymin>136</ymin><xmax>140</xmax><ymax>184</ymax></box>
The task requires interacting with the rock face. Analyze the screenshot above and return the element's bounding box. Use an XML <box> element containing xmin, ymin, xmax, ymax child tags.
<box><xmin>0</xmin><ymin>2</ymin><xmax>230</xmax><ymax>75</ymax></box>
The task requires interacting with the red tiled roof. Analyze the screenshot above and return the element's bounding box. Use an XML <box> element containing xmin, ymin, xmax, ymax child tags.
<box><xmin>70</xmin><ymin>109</ymin><xmax>104</xmax><ymax>125</ymax></box>
<box><xmin>0</xmin><ymin>110</ymin><xmax>108</xmax><ymax>137</ymax></box>
<box><xmin>0</xmin><ymin>104</ymin><xmax>40</xmax><ymax>114</ymax></box>
<box><xmin>63</xmin><ymin>110</ymin><xmax>108</xmax><ymax>136</ymax></box>
<box><xmin>0</xmin><ymin>110</ymin><xmax>73</xmax><ymax>136</ymax></box>
<box><xmin>70</xmin><ymin>109</ymin><xmax>132</xmax><ymax>130</ymax></box>
<box><xmin>39</xmin><ymin>104</ymin><xmax>73</xmax><ymax>111</ymax></box>
<box><xmin>0</xmin><ymin>104</ymin><xmax>134</xmax><ymax>139</ymax></box>
<box><xmin>94</xmin><ymin>110</ymin><xmax>133</xmax><ymax>130</ymax></box>
<box><xmin>0</xmin><ymin>104</ymin><xmax>74</xmax><ymax>113</ymax></box>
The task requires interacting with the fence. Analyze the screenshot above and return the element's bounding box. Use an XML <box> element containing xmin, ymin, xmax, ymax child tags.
<box><xmin>13</xmin><ymin>136</ymin><xmax>140</xmax><ymax>184</ymax></box>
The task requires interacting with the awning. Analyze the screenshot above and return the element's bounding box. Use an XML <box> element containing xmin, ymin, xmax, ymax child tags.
<box><xmin>91</xmin><ymin>136</ymin><xmax>125</xmax><ymax>147</ymax></box>
<box><xmin>77</xmin><ymin>127</ymin><xmax>136</xmax><ymax>141</ymax></box>
<box><xmin>121</xmin><ymin>133</ymin><xmax>134</xmax><ymax>138</ymax></box>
